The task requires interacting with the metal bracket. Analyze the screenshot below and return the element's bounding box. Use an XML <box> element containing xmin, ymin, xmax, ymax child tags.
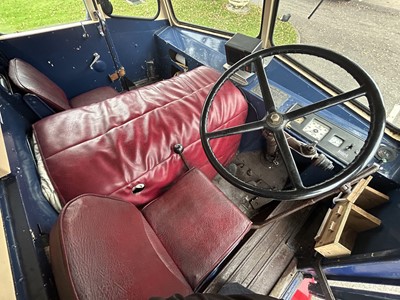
<box><xmin>80</xmin><ymin>22</ymin><xmax>89</xmax><ymax>39</ymax></box>
<box><xmin>108</xmin><ymin>67</ymin><xmax>126</xmax><ymax>82</ymax></box>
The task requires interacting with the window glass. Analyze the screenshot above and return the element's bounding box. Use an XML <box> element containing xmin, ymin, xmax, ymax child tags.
<box><xmin>110</xmin><ymin>0</ymin><xmax>159</xmax><ymax>19</ymax></box>
<box><xmin>0</xmin><ymin>0</ymin><xmax>87</xmax><ymax>34</ymax></box>
<box><xmin>169</xmin><ymin>0</ymin><xmax>263</xmax><ymax>37</ymax></box>
<box><xmin>273</xmin><ymin>0</ymin><xmax>400</xmax><ymax>127</ymax></box>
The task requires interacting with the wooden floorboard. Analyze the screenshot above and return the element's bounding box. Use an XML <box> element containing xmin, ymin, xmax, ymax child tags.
<box><xmin>205</xmin><ymin>201</ymin><xmax>312</xmax><ymax>295</ymax></box>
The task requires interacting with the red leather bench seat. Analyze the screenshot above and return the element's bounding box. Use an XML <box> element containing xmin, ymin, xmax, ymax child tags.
<box><xmin>50</xmin><ymin>169</ymin><xmax>252</xmax><ymax>299</ymax></box>
<box><xmin>33</xmin><ymin>66</ymin><xmax>248</xmax><ymax>207</ymax></box>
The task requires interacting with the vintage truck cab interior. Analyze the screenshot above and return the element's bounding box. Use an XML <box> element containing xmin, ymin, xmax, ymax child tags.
<box><xmin>0</xmin><ymin>0</ymin><xmax>399</xmax><ymax>299</ymax></box>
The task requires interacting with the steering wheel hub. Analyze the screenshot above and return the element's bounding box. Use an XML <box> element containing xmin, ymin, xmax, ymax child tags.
<box><xmin>266</xmin><ymin>112</ymin><xmax>284</xmax><ymax>128</ymax></box>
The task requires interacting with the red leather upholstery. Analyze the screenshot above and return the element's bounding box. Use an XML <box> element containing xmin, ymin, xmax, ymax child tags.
<box><xmin>50</xmin><ymin>170</ymin><xmax>252</xmax><ymax>299</ymax></box>
<box><xmin>50</xmin><ymin>194</ymin><xmax>193</xmax><ymax>300</ymax></box>
<box><xmin>8</xmin><ymin>58</ymin><xmax>119</xmax><ymax>111</ymax></box>
<box><xmin>142</xmin><ymin>168</ymin><xmax>252</xmax><ymax>289</ymax></box>
<box><xmin>70</xmin><ymin>86</ymin><xmax>119</xmax><ymax>108</ymax></box>
<box><xmin>9</xmin><ymin>58</ymin><xmax>70</xmax><ymax>111</ymax></box>
<box><xmin>33</xmin><ymin>66</ymin><xmax>248</xmax><ymax>207</ymax></box>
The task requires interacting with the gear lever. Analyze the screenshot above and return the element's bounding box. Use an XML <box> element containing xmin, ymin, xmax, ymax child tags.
<box><xmin>173</xmin><ymin>144</ymin><xmax>190</xmax><ymax>171</ymax></box>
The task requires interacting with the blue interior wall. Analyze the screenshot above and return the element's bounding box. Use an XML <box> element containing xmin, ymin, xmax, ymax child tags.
<box><xmin>106</xmin><ymin>18</ymin><xmax>168</xmax><ymax>82</ymax></box>
<box><xmin>0</xmin><ymin>19</ymin><xmax>168</xmax><ymax>99</ymax></box>
<box><xmin>0</xmin><ymin>23</ymin><xmax>122</xmax><ymax>97</ymax></box>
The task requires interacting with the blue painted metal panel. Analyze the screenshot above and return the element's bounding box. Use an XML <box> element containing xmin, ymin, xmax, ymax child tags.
<box><xmin>0</xmin><ymin>97</ymin><xmax>57</xmax><ymax>233</ymax></box>
<box><xmin>0</xmin><ymin>94</ymin><xmax>58</xmax><ymax>298</ymax></box>
<box><xmin>106</xmin><ymin>18</ymin><xmax>168</xmax><ymax>82</ymax></box>
<box><xmin>0</xmin><ymin>23</ymin><xmax>123</xmax><ymax>97</ymax></box>
<box><xmin>155</xmin><ymin>26</ymin><xmax>227</xmax><ymax>78</ymax></box>
<box><xmin>324</xmin><ymin>259</ymin><xmax>400</xmax><ymax>283</ymax></box>
<box><xmin>0</xmin><ymin>19</ymin><xmax>169</xmax><ymax>101</ymax></box>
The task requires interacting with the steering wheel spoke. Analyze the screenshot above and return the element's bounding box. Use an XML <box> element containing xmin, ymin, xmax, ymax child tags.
<box><xmin>274</xmin><ymin>130</ymin><xmax>304</xmax><ymax>190</ymax></box>
<box><xmin>205</xmin><ymin>119</ymin><xmax>265</xmax><ymax>140</ymax></box>
<box><xmin>254</xmin><ymin>57</ymin><xmax>276</xmax><ymax>113</ymax></box>
<box><xmin>286</xmin><ymin>86</ymin><xmax>367</xmax><ymax>121</ymax></box>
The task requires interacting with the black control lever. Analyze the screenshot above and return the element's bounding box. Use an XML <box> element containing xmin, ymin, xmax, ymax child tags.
<box><xmin>173</xmin><ymin>144</ymin><xmax>190</xmax><ymax>171</ymax></box>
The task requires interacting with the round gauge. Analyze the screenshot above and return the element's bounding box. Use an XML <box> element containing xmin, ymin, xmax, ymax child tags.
<box><xmin>375</xmin><ymin>145</ymin><xmax>397</xmax><ymax>162</ymax></box>
<box><xmin>303</xmin><ymin>119</ymin><xmax>330</xmax><ymax>141</ymax></box>
<box><xmin>329</xmin><ymin>135</ymin><xmax>344</xmax><ymax>147</ymax></box>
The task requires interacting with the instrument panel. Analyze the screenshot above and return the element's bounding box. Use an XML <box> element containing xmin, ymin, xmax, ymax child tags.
<box><xmin>287</xmin><ymin>105</ymin><xmax>365</xmax><ymax>165</ymax></box>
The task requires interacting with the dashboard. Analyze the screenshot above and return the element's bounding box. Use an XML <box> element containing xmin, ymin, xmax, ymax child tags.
<box><xmin>241</xmin><ymin>57</ymin><xmax>400</xmax><ymax>182</ymax></box>
<box><xmin>287</xmin><ymin>104</ymin><xmax>365</xmax><ymax>165</ymax></box>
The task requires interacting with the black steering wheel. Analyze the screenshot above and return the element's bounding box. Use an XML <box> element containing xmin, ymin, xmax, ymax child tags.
<box><xmin>200</xmin><ymin>44</ymin><xmax>386</xmax><ymax>201</ymax></box>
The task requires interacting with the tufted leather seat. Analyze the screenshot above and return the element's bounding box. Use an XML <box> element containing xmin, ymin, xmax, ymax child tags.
<box><xmin>50</xmin><ymin>169</ymin><xmax>252</xmax><ymax>300</ymax></box>
<box><xmin>8</xmin><ymin>58</ymin><xmax>119</xmax><ymax>111</ymax></box>
<box><xmin>33</xmin><ymin>66</ymin><xmax>248</xmax><ymax>208</ymax></box>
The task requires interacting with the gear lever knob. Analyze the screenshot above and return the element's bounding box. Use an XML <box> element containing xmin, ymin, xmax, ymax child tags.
<box><xmin>173</xmin><ymin>144</ymin><xmax>184</xmax><ymax>155</ymax></box>
<box><xmin>173</xmin><ymin>144</ymin><xmax>189</xmax><ymax>170</ymax></box>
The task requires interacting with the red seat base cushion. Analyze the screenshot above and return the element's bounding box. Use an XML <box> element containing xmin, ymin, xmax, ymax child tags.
<box><xmin>33</xmin><ymin>66</ymin><xmax>248</xmax><ymax>207</ymax></box>
<box><xmin>142</xmin><ymin>169</ymin><xmax>252</xmax><ymax>289</ymax></box>
<box><xmin>50</xmin><ymin>195</ymin><xmax>193</xmax><ymax>300</ymax></box>
<box><xmin>70</xmin><ymin>86</ymin><xmax>119</xmax><ymax>108</ymax></box>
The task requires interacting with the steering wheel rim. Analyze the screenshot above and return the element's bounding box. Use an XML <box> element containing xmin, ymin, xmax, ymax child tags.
<box><xmin>200</xmin><ymin>44</ymin><xmax>386</xmax><ymax>201</ymax></box>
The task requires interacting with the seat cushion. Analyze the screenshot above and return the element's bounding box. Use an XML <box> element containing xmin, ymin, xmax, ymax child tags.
<box><xmin>142</xmin><ymin>168</ymin><xmax>252</xmax><ymax>289</ymax></box>
<box><xmin>50</xmin><ymin>194</ymin><xmax>193</xmax><ymax>300</ymax></box>
<box><xmin>70</xmin><ymin>86</ymin><xmax>119</xmax><ymax>108</ymax></box>
<box><xmin>8</xmin><ymin>58</ymin><xmax>71</xmax><ymax>111</ymax></box>
<box><xmin>33</xmin><ymin>66</ymin><xmax>248</xmax><ymax>207</ymax></box>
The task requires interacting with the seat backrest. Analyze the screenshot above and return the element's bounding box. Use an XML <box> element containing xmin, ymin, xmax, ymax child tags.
<box><xmin>8</xmin><ymin>58</ymin><xmax>71</xmax><ymax>111</ymax></box>
<box><xmin>33</xmin><ymin>66</ymin><xmax>248</xmax><ymax>209</ymax></box>
<box><xmin>50</xmin><ymin>194</ymin><xmax>193</xmax><ymax>300</ymax></box>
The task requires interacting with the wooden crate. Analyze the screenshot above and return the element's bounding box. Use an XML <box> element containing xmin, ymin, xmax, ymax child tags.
<box><xmin>314</xmin><ymin>177</ymin><xmax>389</xmax><ymax>258</ymax></box>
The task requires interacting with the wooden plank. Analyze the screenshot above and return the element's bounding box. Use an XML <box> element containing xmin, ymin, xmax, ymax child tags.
<box><xmin>314</xmin><ymin>177</ymin><xmax>386</xmax><ymax>258</ymax></box>
<box><xmin>314</xmin><ymin>202</ymin><xmax>352</xmax><ymax>247</ymax></box>
<box><xmin>337</xmin><ymin>226</ymin><xmax>357</xmax><ymax>253</ymax></box>
<box><xmin>355</xmin><ymin>186</ymin><xmax>389</xmax><ymax>210</ymax></box>
<box><xmin>347</xmin><ymin>204</ymin><xmax>381</xmax><ymax>231</ymax></box>
<box><xmin>314</xmin><ymin>208</ymin><xmax>332</xmax><ymax>242</ymax></box>
<box><xmin>315</xmin><ymin>242</ymin><xmax>351</xmax><ymax>258</ymax></box>
<box><xmin>0</xmin><ymin>210</ymin><xmax>16</xmax><ymax>300</ymax></box>
<box><xmin>268</xmin><ymin>258</ymin><xmax>298</xmax><ymax>299</ymax></box>
<box><xmin>315</xmin><ymin>202</ymin><xmax>381</xmax><ymax>258</ymax></box>
<box><xmin>0</xmin><ymin>125</ymin><xmax>11</xmax><ymax>178</ymax></box>
<box><xmin>205</xmin><ymin>201</ymin><xmax>310</xmax><ymax>294</ymax></box>
<box><xmin>346</xmin><ymin>177</ymin><xmax>372</xmax><ymax>204</ymax></box>
<box><xmin>346</xmin><ymin>176</ymin><xmax>389</xmax><ymax>209</ymax></box>
<box><xmin>247</xmin><ymin>244</ymin><xmax>295</xmax><ymax>294</ymax></box>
